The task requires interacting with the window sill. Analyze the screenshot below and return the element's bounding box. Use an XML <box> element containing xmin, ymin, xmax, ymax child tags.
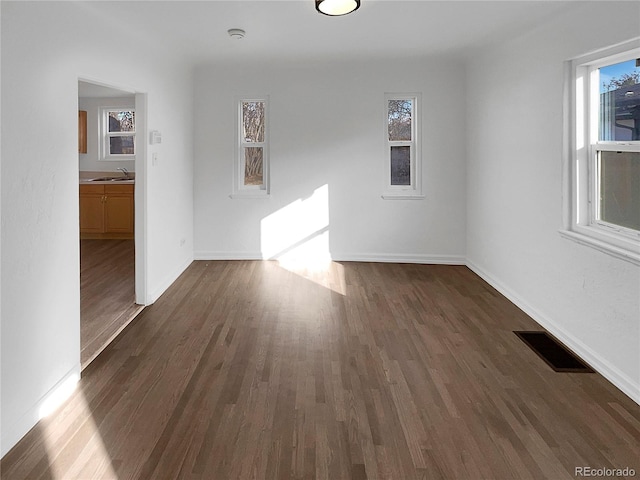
<box><xmin>229</xmin><ymin>192</ymin><xmax>271</xmax><ymax>199</ymax></box>
<box><xmin>100</xmin><ymin>157</ymin><xmax>136</xmax><ymax>162</ymax></box>
<box><xmin>559</xmin><ymin>228</ymin><xmax>640</xmax><ymax>266</ymax></box>
<box><xmin>381</xmin><ymin>194</ymin><xmax>425</xmax><ymax>200</ymax></box>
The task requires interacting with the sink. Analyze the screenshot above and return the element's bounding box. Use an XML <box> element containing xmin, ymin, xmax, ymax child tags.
<box><xmin>86</xmin><ymin>176</ymin><xmax>131</xmax><ymax>182</ymax></box>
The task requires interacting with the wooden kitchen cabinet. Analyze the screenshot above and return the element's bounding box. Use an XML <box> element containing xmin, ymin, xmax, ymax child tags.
<box><xmin>104</xmin><ymin>185</ymin><xmax>134</xmax><ymax>233</ymax></box>
<box><xmin>79</xmin><ymin>185</ymin><xmax>105</xmax><ymax>233</ymax></box>
<box><xmin>78</xmin><ymin>110</ymin><xmax>87</xmax><ymax>154</ymax></box>
<box><xmin>80</xmin><ymin>184</ymin><xmax>134</xmax><ymax>238</ymax></box>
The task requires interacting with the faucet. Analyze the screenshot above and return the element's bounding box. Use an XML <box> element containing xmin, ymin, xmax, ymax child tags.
<box><xmin>117</xmin><ymin>167</ymin><xmax>129</xmax><ymax>179</ymax></box>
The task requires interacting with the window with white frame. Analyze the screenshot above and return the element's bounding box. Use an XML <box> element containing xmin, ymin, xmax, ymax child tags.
<box><xmin>383</xmin><ymin>93</ymin><xmax>423</xmax><ymax>199</ymax></box>
<box><xmin>234</xmin><ymin>98</ymin><xmax>269</xmax><ymax>196</ymax></box>
<box><xmin>563</xmin><ymin>39</ymin><xmax>640</xmax><ymax>264</ymax></box>
<box><xmin>100</xmin><ymin>108</ymin><xmax>135</xmax><ymax>161</ymax></box>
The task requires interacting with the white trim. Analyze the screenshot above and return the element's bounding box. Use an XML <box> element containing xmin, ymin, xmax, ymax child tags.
<box><xmin>1</xmin><ymin>365</ymin><xmax>81</xmax><ymax>458</ymax></box>
<box><xmin>134</xmin><ymin>92</ymin><xmax>149</xmax><ymax>305</ymax></box>
<box><xmin>383</xmin><ymin>93</ymin><xmax>423</xmax><ymax>197</ymax></box>
<box><xmin>194</xmin><ymin>251</ymin><xmax>264</xmax><ymax>261</ymax></box>
<box><xmin>194</xmin><ymin>251</ymin><xmax>465</xmax><ymax>264</ymax></box>
<box><xmin>99</xmin><ymin>106</ymin><xmax>136</xmax><ymax>162</ymax></box>
<box><xmin>381</xmin><ymin>194</ymin><xmax>425</xmax><ymax>200</ymax></box>
<box><xmin>333</xmin><ymin>253</ymin><xmax>465</xmax><ymax>264</ymax></box>
<box><xmin>559</xmin><ymin>229</ymin><xmax>640</xmax><ymax>265</ymax></box>
<box><xmin>229</xmin><ymin>193</ymin><xmax>272</xmax><ymax>200</ymax></box>
<box><xmin>233</xmin><ymin>96</ymin><xmax>269</xmax><ymax>196</ymax></box>
<box><xmin>562</xmin><ymin>38</ymin><xmax>640</xmax><ymax>265</ymax></box>
<box><xmin>466</xmin><ymin>260</ymin><xmax>640</xmax><ymax>405</ymax></box>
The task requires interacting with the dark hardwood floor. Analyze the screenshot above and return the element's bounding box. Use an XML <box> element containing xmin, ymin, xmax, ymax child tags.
<box><xmin>80</xmin><ymin>239</ymin><xmax>143</xmax><ymax>368</ymax></box>
<box><xmin>2</xmin><ymin>261</ymin><xmax>639</xmax><ymax>479</ymax></box>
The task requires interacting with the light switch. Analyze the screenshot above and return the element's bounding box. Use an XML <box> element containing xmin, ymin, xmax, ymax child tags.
<box><xmin>152</xmin><ymin>152</ymin><xmax>158</xmax><ymax>166</ymax></box>
<box><xmin>149</xmin><ymin>130</ymin><xmax>162</xmax><ymax>144</ymax></box>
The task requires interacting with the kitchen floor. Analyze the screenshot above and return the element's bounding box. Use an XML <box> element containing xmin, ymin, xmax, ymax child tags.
<box><xmin>80</xmin><ymin>239</ymin><xmax>143</xmax><ymax>368</ymax></box>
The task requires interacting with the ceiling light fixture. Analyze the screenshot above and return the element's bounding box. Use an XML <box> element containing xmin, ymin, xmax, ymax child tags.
<box><xmin>227</xmin><ymin>28</ymin><xmax>246</xmax><ymax>39</ymax></box>
<box><xmin>315</xmin><ymin>0</ymin><xmax>360</xmax><ymax>16</ymax></box>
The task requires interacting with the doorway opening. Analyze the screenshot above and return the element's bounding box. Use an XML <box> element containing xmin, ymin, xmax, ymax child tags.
<box><xmin>78</xmin><ymin>79</ymin><xmax>147</xmax><ymax>368</ymax></box>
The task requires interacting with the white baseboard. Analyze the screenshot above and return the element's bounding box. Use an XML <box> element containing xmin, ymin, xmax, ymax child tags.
<box><xmin>331</xmin><ymin>253</ymin><xmax>466</xmax><ymax>265</ymax></box>
<box><xmin>194</xmin><ymin>251</ymin><xmax>264</xmax><ymax>261</ymax></box>
<box><xmin>466</xmin><ymin>260</ymin><xmax>640</xmax><ymax>405</ymax></box>
<box><xmin>1</xmin><ymin>365</ymin><xmax>81</xmax><ymax>458</ymax></box>
<box><xmin>194</xmin><ymin>251</ymin><xmax>466</xmax><ymax>265</ymax></box>
<box><xmin>147</xmin><ymin>256</ymin><xmax>194</xmax><ymax>304</ymax></box>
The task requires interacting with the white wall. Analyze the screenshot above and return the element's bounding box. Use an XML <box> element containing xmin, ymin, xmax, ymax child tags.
<box><xmin>194</xmin><ymin>59</ymin><xmax>467</xmax><ymax>264</ymax></box>
<box><xmin>1</xmin><ymin>2</ymin><xmax>194</xmax><ymax>456</ymax></box>
<box><xmin>78</xmin><ymin>96</ymin><xmax>136</xmax><ymax>173</ymax></box>
<box><xmin>466</xmin><ymin>2</ymin><xmax>640</xmax><ymax>402</ymax></box>
<box><xmin>3</xmin><ymin>0</ymin><xmax>638</xmax><ymax>461</ymax></box>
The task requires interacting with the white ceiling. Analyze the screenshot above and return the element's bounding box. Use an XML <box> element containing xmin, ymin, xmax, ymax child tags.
<box><xmin>76</xmin><ymin>1</ymin><xmax>576</xmax><ymax>66</ymax></box>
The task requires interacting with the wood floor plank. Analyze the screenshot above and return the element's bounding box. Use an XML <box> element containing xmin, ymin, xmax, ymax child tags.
<box><xmin>80</xmin><ymin>239</ymin><xmax>141</xmax><ymax>368</ymax></box>
<box><xmin>2</xmin><ymin>261</ymin><xmax>639</xmax><ymax>479</ymax></box>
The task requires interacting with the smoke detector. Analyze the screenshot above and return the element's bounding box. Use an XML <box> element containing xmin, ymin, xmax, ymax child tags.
<box><xmin>227</xmin><ymin>28</ymin><xmax>246</xmax><ymax>40</ymax></box>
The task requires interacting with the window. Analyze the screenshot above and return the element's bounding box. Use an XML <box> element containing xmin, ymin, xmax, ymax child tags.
<box><xmin>383</xmin><ymin>93</ymin><xmax>423</xmax><ymax>199</ymax></box>
<box><xmin>233</xmin><ymin>98</ymin><xmax>269</xmax><ymax>197</ymax></box>
<box><xmin>100</xmin><ymin>108</ymin><xmax>135</xmax><ymax>161</ymax></box>
<box><xmin>563</xmin><ymin>39</ymin><xmax>640</xmax><ymax>264</ymax></box>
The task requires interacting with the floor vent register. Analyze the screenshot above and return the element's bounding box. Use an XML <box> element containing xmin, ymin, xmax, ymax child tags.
<box><xmin>514</xmin><ymin>331</ymin><xmax>594</xmax><ymax>373</ymax></box>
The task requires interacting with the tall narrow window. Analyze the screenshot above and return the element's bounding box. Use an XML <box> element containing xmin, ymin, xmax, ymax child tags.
<box><xmin>593</xmin><ymin>59</ymin><xmax>640</xmax><ymax>233</ymax></box>
<box><xmin>234</xmin><ymin>98</ymin><xmax>269</xmax><ymax>196</ymax></box>
<box><xmin>383</xmin><ymin>93</ymin><xmax>423</xmax><ymax>199</ymax></box>
<box><xmin>562</xmin><ymin>39</ymin><xmax>640</xmax><ymax>264</ymax></box>
<box><xmin>100</xmin><ymin>108</ymin><xmax>135</xmax><ymax>160</ymax></box>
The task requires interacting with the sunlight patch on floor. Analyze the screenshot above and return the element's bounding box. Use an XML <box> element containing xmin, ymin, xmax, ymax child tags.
<box><xmin>38</xmin><ymin>372</ymin><xmax>80</xmax><ymax>420</ymax></box>
<box><xmin>277</xmin><ymin>254</ymin><xmax>347</xmax><ymax>296</ymax></box>
<box><xmin>41</xmin><ymin>382</ymin><xmax>118</xmax><ymax>479</ymax></box>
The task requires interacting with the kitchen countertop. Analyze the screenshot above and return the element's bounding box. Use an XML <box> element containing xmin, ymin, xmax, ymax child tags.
<box><xmin>79</xmin><ymin>171</ymin><xmax>135</xmax><ymax>184</ymax></box>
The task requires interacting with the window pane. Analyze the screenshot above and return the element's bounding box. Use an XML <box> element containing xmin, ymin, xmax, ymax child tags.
<box><xmin>109</xmin><ymin>136</ymin><xmax>135</xmax><ymax>155</ymax></box>
<box><xmin>599</xmin><ymin>151</ymin><xmax>640</xmax><ymax>231</ymax></box>
<box><xmin>388</xmin><ymin>99</ymin><xmax>412</xmax><ymax>141</ymax></box>
<box><xmin>108</xmin><ymin>111</ymin><xmax>135</xmax><ymax>133</ymax></box>
<box><xmin>242</xmin><ymin>101</ymin><xmax>265</xmax><ymax>142</ymax></box>
<box><xmin>390</xmin><ymin>146</ymin><xmax>411</xmax><ymax>185</ymax></box>
<box><xmin>599</xmin><ymin>59</ymin><xmax>640</xmax><ymax>141</ymax></box>
<box><xmin>244</xmin><ymin>147</ymin><xmax>263</xmax><ymax>186</ymax></box>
